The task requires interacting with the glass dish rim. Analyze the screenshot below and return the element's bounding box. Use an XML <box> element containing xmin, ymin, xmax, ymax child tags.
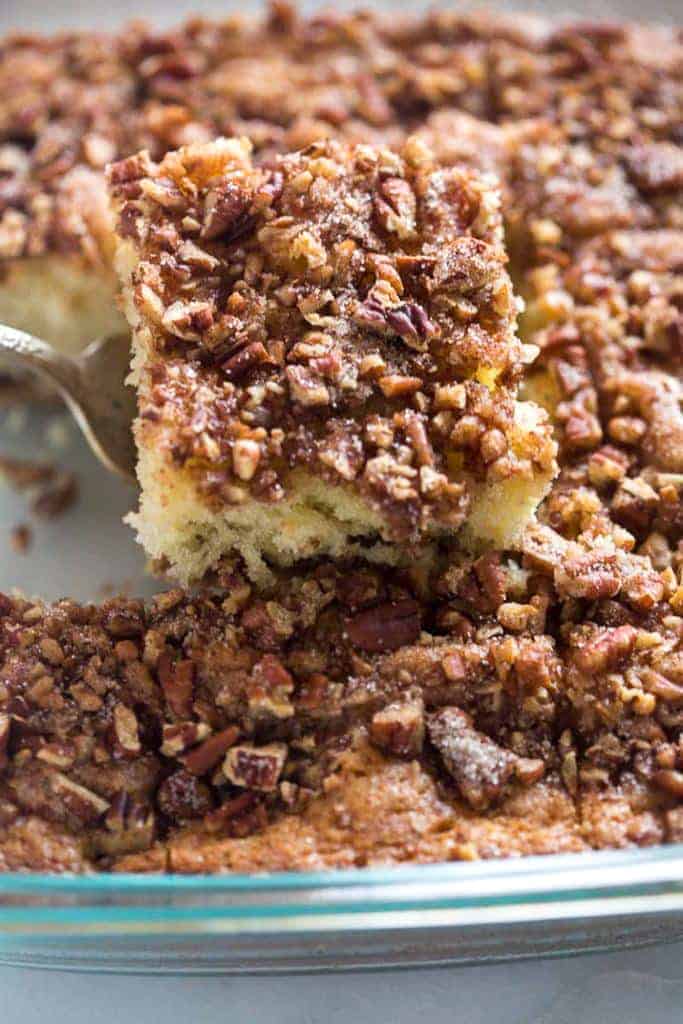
<box><xmin>2</xmin><ymin>842</ymin><xmax>683</xmax><ymax>957</ymax></box>
<box><xmin>2</xmin><ymin>841</ymin><xmax>683</xmax><ymax>896</ymax></box>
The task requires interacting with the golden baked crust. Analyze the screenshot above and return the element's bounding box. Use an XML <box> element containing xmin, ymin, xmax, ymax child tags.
<box><xmin>109</xmin><ymin>137</ymin><xmax>555</xmax><ymax>582</ymax></box>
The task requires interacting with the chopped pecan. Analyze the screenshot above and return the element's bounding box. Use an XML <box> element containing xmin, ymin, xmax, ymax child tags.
<box><xmin>140</xmin><ymin>175</ymin><xmax>188</xmax><ymax>211</ymax></box>
<box><xmin>0</xmin><ymin>799</ymin><xmax>19</xmax><ymax>828</ymax></box>
<box><xmin>378</xmin><ymin>373</ymin><xmax>422</xmax><ymax>397</ymax></box>
<box><xmin>112</xmin><ymin>704</ymin><xmax>142</xmax><ymax>757</ymax></box>
<box><xmin>36</xmin><ymin>742</ymin><xmax>75</xmax><ymax>770</ymax></box>
<box><xmin>241</xmin><ymin>601</ymin><xmax>287</xmax><ymax>651</ymax></box>
<box><xmin>441</xmin><ymin>651</ymin><xmax>469</xmax><ymax>683</ymax></box>
<box><xmin>624</xmin><ymin>142</ymin><xmax>683</xmax><ymax>194</ymax></box>
<box><xmin>160</xmin><ymin>721</ymin><xmax>212</xmax><ymax>758</ymax></box>
<box><xmin>93</xmin><ymin>791</ymin><xmax>155</xmax><ymax>857</ymax></box>
<box><xmin>157</xmin><ymin>653</ymin><xmax>194</xmax><ymax>717</ymax></box>
<box><xmin>653</xmin><ymin>769</ymin><xmax>683</xmax><ymax>798</ymax></box>
<box><xmin>370</xmin><ymin>698</ymin><xmax>424</xmax><ymax>758</ymax></box>
<box><xmin>222</xmin><ymin>341</ymin><xmax>270</xmax><ymax>381</ymax></box>
<box><xmin>248</xmin><ymin>654</ymin><xmax>295</xmax><ymax>719</ymax></box>
<box><xmin>38</xmin><ymin>637</ymin><xmax>64</xmax><ymax>665</ymax></box>
<box><xmin>232</xmin><ymin>439</ymin><xmax>261</xmax><ymax>481</ymax></box>
<box><xmin>182</xmin><ymin>726</ymin><xmax>240</xmax><ymax>776</ymax></box>
<box><xmin>223</xmin><ymin>742</ymin><xmax>287</xmax><ymax>792</ymax></box>
<box><xmin>201</xmin><ymin>181</ymin><xmax>255</xmax><ymax>242</ymax></box>
<box><xmin>665</xmin><ymin>807</ymin><xmax>683</xmax><ymax>843</ymax></box>
<box><xmin>337</xmin><ymin>569</ymin><xmax>384</xmax><ymax>611</ymax></box>
<box><xmin>254</xmin><ymin>655</ymin><xmax>295</xmax><ymax>690</ymax></box>
<box><xmin>515</xmin><ymin>757</ymin><xmax>546</xmax><ymax>785</ymax></box>
<box><xmin>103</xmin><ymin>606</ymin><xmax>144</xmax><ymax>638</ymax></box>
<box><xmin>522</xmin><ymin>523</ymin><xmax>570</xmax><ymax>574</ymax></box>
<box><xmin>0</xmin><ymin>714</ymin><xmax>10</xmax><ymax>772</ymax></box>
<box><xmin>162</xmin><ymin>299</ymin><xmax>214</xmax><ymax>342</ymax></box>
<box><xmin>587</xmin><ymin>446</ymin><xmax>629</xmax><ymax>489</ymax></box>
<box><xmin>203</xmin><ymin>792</ymin><xmax>266</xmax><ymax>837</ymax></box>
<box><xmin>611</xmin><ymin>477</ymin><xmax>658</xmax><ymax>534</ymax></box>
<box><xmin>621</xmin><ymin>568</ymin><xmax>664</xmax><ymax>611</ymax></box>
<box><xmin>374</xmin><ymin>176</ymin><xmax>416</xmax><ymax>239</ymax></box>
<box><xmin>50</xmin><ymin>773</ymin><xmax>110</xmax><ymax>825</ymax></box>
<box><xmin>108</xmin><ymin>152</ymin><xmax>155</xmax><ymax>187</ymax></box>
<box><xmin>157</xmin><ymin>769</ymin><xmax>214</xmax><ymax>823</ymax></box>
<box><xmin>428</xmin><ymin>707</ymin><xmax>517</xmax><ymax>810</ymax></box>
<box><xmin>345</xmin><ymin>599</ymin><xmax>421</xmax><ymax>653</ymax></box>
<box><xmin>286</xmin><ymin>364</ymin><xmax>330</xmax><ymax>405</ymax></box>
<box><xmin>643</xmin><ymin>671</ymin><xmax>683</xmax><ymax>704</ymax></box>
<box><xmin>474</xmin><ymin>553</ymin><xmax>506</xmax><ymax>610</ymax></box>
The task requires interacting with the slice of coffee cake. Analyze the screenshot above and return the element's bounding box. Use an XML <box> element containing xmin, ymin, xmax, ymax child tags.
<box><xmin>109</xmin><ymin>136</ymin><xmax>556</xmax><ymax>582</ymax></box>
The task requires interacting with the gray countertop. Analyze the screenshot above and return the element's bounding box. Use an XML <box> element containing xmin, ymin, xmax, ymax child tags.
<box><xmin>1</xmin><ymin>942</ymin><xmax>682</xmax><ymax>1024</ymax></box>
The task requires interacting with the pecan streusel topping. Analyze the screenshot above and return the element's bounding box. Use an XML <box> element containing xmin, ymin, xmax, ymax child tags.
<box><xmin>1</xmin><ymin>538</ymin><xmax>680</xmax><ymax>871</ymax></box>
<box><xmin>2</xmin><ymin>7</ymin><xmax>679</xmax><ymax>269</ymax></box>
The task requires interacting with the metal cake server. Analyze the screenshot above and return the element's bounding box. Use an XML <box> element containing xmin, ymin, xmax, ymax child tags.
<box><xmin>0</xmin><ymin>324</ymin><xmax>136</xmax><ymax>480</ymax></box>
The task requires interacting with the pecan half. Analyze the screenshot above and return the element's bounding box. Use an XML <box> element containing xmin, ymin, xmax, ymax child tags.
<box><xmin>573</xmin><ymin>625</ymin><xmax>637</xmax><ymax>674</ymax></box>
<box><xmin>354</xmin><ymin>296</ymin><xmax>437</xmax><ymax>351</ymax></box>
<box><xmin>554</xmin><ymin>549</ymin><xmax>621</xmax><ymax>600</ymax></box>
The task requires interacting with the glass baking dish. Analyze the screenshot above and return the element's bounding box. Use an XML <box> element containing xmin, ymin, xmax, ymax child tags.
<box><xmin>1</xmin><ymin>847</ymin><xmax>683</xmax><ymax>973</ymax></box>
<box><xmin>1</xmin><ymin>0</ymin><xmax>681</xmax><ymax>978</ymax></box>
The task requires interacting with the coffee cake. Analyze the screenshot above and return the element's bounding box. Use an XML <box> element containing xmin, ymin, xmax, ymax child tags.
<box><xmin>0</xmin><ymin>4</ymin><xmax>681</xmax><ymax>874</ymax></box>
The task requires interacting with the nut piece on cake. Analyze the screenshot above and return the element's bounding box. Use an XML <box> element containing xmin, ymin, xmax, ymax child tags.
<box><xmin>108</xmin><ymin>136</ymin><xmax>556</xmax><ymax>583</ymax></box>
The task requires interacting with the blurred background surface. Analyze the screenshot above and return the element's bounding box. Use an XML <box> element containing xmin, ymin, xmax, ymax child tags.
<box><xmin>0</xmin><ymin>0</ymin><xmax>678</xmax><ymax>32</ymax></box>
